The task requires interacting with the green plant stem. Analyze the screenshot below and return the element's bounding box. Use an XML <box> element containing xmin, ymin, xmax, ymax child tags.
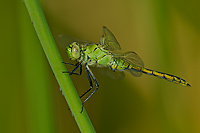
<box><xmin>23</xmin><ymin>0</ymin><xmax>96</xmax><ymax>132</ymax></box>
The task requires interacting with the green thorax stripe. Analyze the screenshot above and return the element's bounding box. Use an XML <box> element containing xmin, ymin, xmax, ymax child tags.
<box><xmin>83</xmin><ymin>44</ymin><xmax>112</xmax><ymax>66</ymax></box>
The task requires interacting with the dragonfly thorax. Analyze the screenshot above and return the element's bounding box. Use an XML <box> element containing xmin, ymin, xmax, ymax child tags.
<box><xmin>66</xmin><ymin>42</ymin><xmax>81</xmax><ymax>61</ymax></box>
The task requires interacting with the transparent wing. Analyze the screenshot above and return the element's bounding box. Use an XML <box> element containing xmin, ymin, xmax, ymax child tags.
<box><xmin>57</xmin><ymin>34</ymin><xmax>94</xmax><ymax>48</ymax></box>
<box><xmin>114</xmin><ymin>51</ymin><xmax>144</xmax><ymax>77</ymax></box>
<box><xmin>100</xmin><ymin>26</ymin><xmax>121</xmax><ymax>51</ymax></box>
<box><xmin>91</xmin><ymin>67</ymin><xmax>125</xmax><ymax>80</ymax></box>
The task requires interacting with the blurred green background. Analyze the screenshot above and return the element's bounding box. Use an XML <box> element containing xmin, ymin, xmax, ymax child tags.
<box><xmin>1</xmin><ymin>0</ymin><xmax>199</xmax><ymax>132</ymax></box>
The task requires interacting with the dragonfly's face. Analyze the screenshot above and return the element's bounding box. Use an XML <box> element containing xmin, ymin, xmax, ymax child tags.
<box><xmin>66</xmin><ymin>42</ymin><xmax>81</xmax><ymax>61</ymax></box>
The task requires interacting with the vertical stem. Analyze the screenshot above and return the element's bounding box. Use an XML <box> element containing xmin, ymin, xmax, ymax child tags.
<box><xmin>23</xmin><ymin>0</ymin><xmax>96</xmax><ymax>132</ymax></box>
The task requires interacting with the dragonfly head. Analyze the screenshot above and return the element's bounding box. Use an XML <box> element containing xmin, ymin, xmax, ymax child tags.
<box><xmin>66</xmin><ymin>42</ymin><xmax>81</xmax><ymax>61</ymax></box>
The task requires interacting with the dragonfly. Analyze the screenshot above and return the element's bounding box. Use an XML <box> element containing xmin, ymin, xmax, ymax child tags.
<box><xmin>59</xmin><ymin>26</ymin><xmax>191</xmax><ymax>112</ymax></box>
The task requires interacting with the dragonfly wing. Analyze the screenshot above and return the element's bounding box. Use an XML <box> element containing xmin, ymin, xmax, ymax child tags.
<box><xmin>100</xmin><ymin>26</ymin><xmax>121</xmax><ymax>51</ymax></box>
<box><xmin>92</xmin><ymin>67</ymin><xmax>125</xmax><ymax>80</ymax></box>
<box><xmin>129</xmin><ymin>69</ymin><xmax>143</xmax><ymax>77</ymax></box>
<box><xmin>114</xmin><ymin>51</ymin><xmax>144</xmax><ymax>77</ymax></box>
<box><xmin>57</xmin><ymin>34</ymin><xmax>94</xmax><ymax>48</ymax></box>
<box><xmin>111</xmin><ymin>71</ymin><xmax>125</xmax><ymax>79</ymax></box>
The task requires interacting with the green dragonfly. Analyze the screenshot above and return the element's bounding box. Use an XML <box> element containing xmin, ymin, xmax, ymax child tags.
<box><xmin>59</xmin><ymin>26</ymin><xmax>191</xmax><ymax>112</ymax></box>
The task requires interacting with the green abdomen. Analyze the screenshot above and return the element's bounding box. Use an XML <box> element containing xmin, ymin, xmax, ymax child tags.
<box><xmin>110</xmin><ymin>58</ymin><xmax>191</xmax><ymax>87</ymax></box>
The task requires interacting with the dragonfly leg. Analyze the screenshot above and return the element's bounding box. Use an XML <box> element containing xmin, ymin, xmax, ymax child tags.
<box><xmin>80</xmin><ymin>68</ymin><xmax>93</xmax><ymax>99</ymax></box>
<box><xmin>63</xmin><ymin>62</ymin><xmax>82</xmax><ymax>75</ymax></box>
<box><xmin>81</xmin><ymin>64</ymin><xmax>99</xmax><ymax>113</ymax></box>
<box><xmin>62</xmin><ymin>62</ymin><xmax>79</xmax><ymax>66</ymax></box>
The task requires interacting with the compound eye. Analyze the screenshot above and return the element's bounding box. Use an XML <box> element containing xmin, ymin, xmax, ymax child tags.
<box><xmin>73</xmin><ymin>47</ymin><xmax>78</xmax><ymax>53</ymax></box>
<box><xmin>71</xmin><ymin>42</ymin><xmax>80</xmax><ymax>59</ymax></box>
